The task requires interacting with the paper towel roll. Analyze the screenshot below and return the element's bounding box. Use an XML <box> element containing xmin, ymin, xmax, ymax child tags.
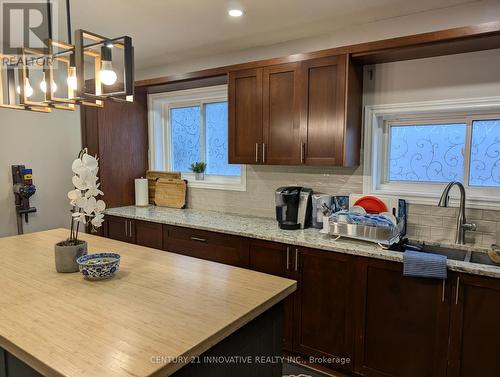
<box><xmin>135</xmin><ymin>178</ymin><xmax>149</xmax><ymax>207</ymax></box>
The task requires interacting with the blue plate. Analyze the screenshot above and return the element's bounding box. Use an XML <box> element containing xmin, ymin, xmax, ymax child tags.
<box><xmin>76</xmin><ymin>252</ymin><xmax>121</xmax><ymax>280</ymax></box>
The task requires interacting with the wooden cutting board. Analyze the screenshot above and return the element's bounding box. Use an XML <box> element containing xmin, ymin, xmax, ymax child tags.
<box><xmin>154</xmin><ymin>178</ymin><xmax>187</xmax><ymax>208</ymax></box>
<box><xmin>146</xmin><ymin>171</ymin><xmax>181</xmax><ymax>205</ymax></box>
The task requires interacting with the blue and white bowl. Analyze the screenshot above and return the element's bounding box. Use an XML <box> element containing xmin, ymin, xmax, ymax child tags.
<box><xmin>76</xmin><ymin>253</ymin><xmax>121</xmax><ymax>280</ymax></box>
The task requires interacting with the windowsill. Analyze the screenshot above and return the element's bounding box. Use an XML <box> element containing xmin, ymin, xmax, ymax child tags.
<box><xmin>181</xmin><ymin>170</ymin><xmax>246</xmax><ymax>192</ymax></box>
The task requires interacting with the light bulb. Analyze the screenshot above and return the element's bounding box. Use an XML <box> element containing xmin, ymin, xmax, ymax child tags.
<box><xmin>228</xmin><ymin>9</ymin><xmax>244</xmax><ymax>17</ymax></box>
<box><xmin>40</xmin><ymin>80</ymin><xmax>57</xmax><ymax>93</ymax></box>
<box><xmin>16</xmin><ymin>79</ymin><xmax>34</xmax><ymax>98</ymax></box>
<box><xmin>67</xmin><ymin>67</ymin><xmax>77</xmax><ymax>90</ymax></box>
<box><xmin>99</xmin><ymin>60</ymin><xmax>117</xmax><ymax>85</ymax></box>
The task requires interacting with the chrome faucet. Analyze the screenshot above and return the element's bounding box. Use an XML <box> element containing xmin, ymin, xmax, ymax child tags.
<box><xmin>438</xmin><ymin>181</ymin><xmax>477</xmax><ymax>245</ymax></box>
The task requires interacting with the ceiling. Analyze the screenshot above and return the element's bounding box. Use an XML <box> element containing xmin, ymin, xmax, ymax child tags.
<box><xmin>64</xmin><ymin>0</ymin><xmax>477</xmax><ymax>70</ymax></box>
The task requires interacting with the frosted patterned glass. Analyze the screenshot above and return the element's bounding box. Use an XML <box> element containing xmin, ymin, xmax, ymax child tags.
<box><xmin>171</xmin><ymin>106</ymin><xmax>200</xmax><ymax>172</ymax></box>
<box><xmin>205</xmin><ymin>102</ymin><xmax>240</xmax><ymax>176</ymax></box>
<box><xmin>469</xmin><ymin>119</ymin><xmax>500</xmax><ymax>187</ymax></box>
<box><xmin>389</xmin><ymin>123</ymin><xmax>466</xmax><ymax>183</ymax></box>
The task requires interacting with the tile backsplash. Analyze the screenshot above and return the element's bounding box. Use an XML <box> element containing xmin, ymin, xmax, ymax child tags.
<box><xmin>186</xmin><ymin>164</ymin><xmax>499</xmax><ymax>248</ymax></box>
<box><xmin>406</xmin><ymin>204</ymin><xmax>500</xmax><ymax>248</ymax></box>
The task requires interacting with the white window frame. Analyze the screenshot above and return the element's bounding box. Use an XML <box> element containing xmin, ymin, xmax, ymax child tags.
<box><xmin>363</xmin><ymin>96</ymin><xmax>500</xmax><ymax>209</ymax></box>
<box><xmin>148</xmin><ymin>85</ymin><xmax>246</xmax><ymax>191</ymax></box>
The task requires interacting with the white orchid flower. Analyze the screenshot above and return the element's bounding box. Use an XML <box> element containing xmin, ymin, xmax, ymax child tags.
<box><xmin>83</xmin><ymin>197</ymin><xmax>106</xmax><ymax>215</ymax></box>
<box><xmin>67</xmin><ymin>189</ymin><xmax>81</xmax><ymax>205</ymax></box>
<box><xmin>91</xmin><ymin>213</ymin><xmax>105</xmax><ymax>227</ymax></box>
<box><xmin>96</xmin><ymin>199</ymin><xmax>106</xmax><ymax>212</ymax></box>
<box><xmin>69</xmin><ymin>150</ymin><xmax>106</xmax><ymax>234</ymax></box>
<box><xmin>72</xmin><ymin>212</ymin><xmax>87</xmax><ymax>224</ymax></box>
<box><xmin>71</xmin><ymin>153</ymin><xmax>98</xmax><ymax>175</ymax></box>
<box><xmin>83</xmin><ymin>196</ymin><xmax>98</xmax><ymax>215</ymax></box>
<box><xmin>85</xmin><ymin>182</ymin><xmax>104</xmax><ymax>198</ymax></box>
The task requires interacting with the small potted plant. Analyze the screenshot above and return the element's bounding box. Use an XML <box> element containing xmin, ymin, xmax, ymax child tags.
<box><xmin>190</xmin><ymin>161</ymin><xmax>207</xmax><ymax>180</ymax></box>
<box><xmin>54</xmin><ymin>148</ymin><xmax>106</xmax><ymax>273</ymax></box>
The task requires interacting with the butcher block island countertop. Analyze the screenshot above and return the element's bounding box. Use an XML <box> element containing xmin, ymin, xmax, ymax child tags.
<box><xmin>0</xmin><ymin>229</ymin><xmax>296</xmax><ymax>377</ymax></box>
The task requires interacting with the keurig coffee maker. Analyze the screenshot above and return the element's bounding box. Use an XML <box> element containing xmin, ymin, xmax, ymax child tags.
<box><xmin>275</xmin><ymin>186</ymin><xmax>312</xmax><ymax>230</ymax></box>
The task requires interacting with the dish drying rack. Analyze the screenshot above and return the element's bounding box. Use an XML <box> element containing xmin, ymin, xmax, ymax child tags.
<box><xmin>328</xmin><ymin>198</ymin><xmax>407</xmax><ymax>248</ymax></box>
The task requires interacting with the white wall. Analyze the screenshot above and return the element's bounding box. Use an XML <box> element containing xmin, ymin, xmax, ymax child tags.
<box><xmin>0</xmin><ymin>108</ymin><xmax>81</xmax><ymax>237</ymax></box>
<box><xmin>137</xmin><ymin>0</ymin><xmax>500</xmax><ymax>80</ymax></box>
<box><xmin>364</xmin><ymin>48</ymin><xmax>500</xmax><ymax>105</ymax></box>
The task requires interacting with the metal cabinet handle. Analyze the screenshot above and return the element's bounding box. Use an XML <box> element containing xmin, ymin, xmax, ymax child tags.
<box><xmin>129</xmin><ymin>221</ymin><xmax>132</xmax><ymax>238</ymax></box>
<box><xmin>442</xmin><ymin>280</ymin><xmax>446</xmax><ymax>303</ymax></box>
<box><xmin>286</xmin><ymin>247</ymin><xmax>290</xmax><ymax>270</ymax></box>
<box><xmin>455</xmin><ymin>277</ymin><xmax>460</xmax><ymax>305</ymax></box>
<box><xmin>191</xmin><ymin>236</ymin><xmax>207</xmax><ymax>242</ymax></box>
<box><xmin>124</xmin><ymin>221</ymin><xmax>128</xmax><ymax>237</ymax></box>
<box><xmin>255</xmin><ymin>143</ymin><xmax>259</xmax><ymax>163</ymax></box>
<box><xmin>301</xmin><ymin>143</ymin><xmax>305</xmax><ymax>163</ymax></box>
<box><xmin>262</xmin><ymin>143</ymin><xmax>266</xmax><ymax>163</ymax></box>
<box><xmin>295</xmin><ymin>248</ymin><xmax>299</xmax><ymax>271</ymax></box>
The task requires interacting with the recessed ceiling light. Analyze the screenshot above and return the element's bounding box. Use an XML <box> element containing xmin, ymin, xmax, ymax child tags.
<box><xmin>228</xmin><ymin>9</ymin><xmax>244</xmax><ymax>17</ymax></box>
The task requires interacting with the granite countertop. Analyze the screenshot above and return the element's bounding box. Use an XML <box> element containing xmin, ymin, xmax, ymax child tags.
<box><xmin>105</xmin><ymin>206</ymin><xmax>500</xmax><ymax>279</ymax></box>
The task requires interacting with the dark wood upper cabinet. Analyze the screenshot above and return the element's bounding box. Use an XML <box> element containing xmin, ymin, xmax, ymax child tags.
<box><xmin>354</xmin><ymin>258</ymin><xmax>450</xmax><ymax>377</ymax></box>
<box><xmin>81</xmin><ymin>91</ymin><xmax>148</xmax><ymax>208</ymax></box>
<box><xmin>262</xmin><ymin>63</ymin><xmax>301</xmax><ymax>165</ymax></box>
<box><xmin>300</xmin><ymin>55</ymin><xmax>361</xmax><ymax>166</ymax></box>
<box><xmin>228</xmin><ymin>54</ymin><xmax>362</xmax><ymax>166</ymax></box>
<box><xmin>293</xmin><ymin>248</ymin><xmax>355</xmax><ymax>372</ymax></box>
<box><xmin>228</xmin><ymin>68</ymin><xmax>263</xmax><ymax>164</ymax></box>
<box><xmin>448</xmin><ymin>273</ymin><xmax>500</xmax><ymax>377</ymax></box>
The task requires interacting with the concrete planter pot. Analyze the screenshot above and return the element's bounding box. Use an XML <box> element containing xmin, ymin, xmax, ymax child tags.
<box><xmin>54</xmin><ymin>240</ymin><xmax>88</xmax><ymax>273</ymax></box>
<box><xmin>195</xmin><ymin>172</ymin><xmax>205</xmax><ymax>180</ymax></box>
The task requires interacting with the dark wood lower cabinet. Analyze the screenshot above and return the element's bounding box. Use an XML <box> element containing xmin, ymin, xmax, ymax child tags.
<box><xmin>106</xmin><ymin>215</ymin><xmax>135</xmax><ymax>243</ymax></box>
<box><xmin>448</xmin><ymin>273</ymin><xmax>500</xmax><ymax>377</ymax></box>
<box><xmin>135</xmin><ymin>220</ymin><xmax>163</xmax><ymax>249</ymax></box>
<box><xmin>354</xmin><ymin>258</ymin><xmax>450</xmax><ymax>377</ymax></box>
<box><xmin>247</xmin><ymin>239</ymin><xmax>295</xmax><ymax>351</ymax></box>
<box><xmin>293</xmin><ymin>248</ymin><xmax>354</xmax><ymax>372</ymax></box>
<box><xmin>101</xmin><ymin>215</ymin><xmax>500</xmax><ymax>377</ymax></box>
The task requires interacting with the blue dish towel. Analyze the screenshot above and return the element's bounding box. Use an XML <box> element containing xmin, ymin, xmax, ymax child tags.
<box><xmin>403</xmin><ymin>249</ymin><xmax>447</xmax><ymax>279</ymax></box>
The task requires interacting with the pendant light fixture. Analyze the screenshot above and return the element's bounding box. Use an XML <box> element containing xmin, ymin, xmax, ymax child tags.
<box><xmin>0</xmin><ymin>0</ymin><xmax>134</xmax><ymax>113</ymax></box>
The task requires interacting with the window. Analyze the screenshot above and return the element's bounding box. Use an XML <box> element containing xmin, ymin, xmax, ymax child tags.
<box><xmin>149</xmin><ymin>85</ymin><xmax>245</xmax><ymax>191</ymax></box>
<box><xmin>364</xmin><ymin>97</ymin><xmax>500</xmax><ymax>208</ymax></box>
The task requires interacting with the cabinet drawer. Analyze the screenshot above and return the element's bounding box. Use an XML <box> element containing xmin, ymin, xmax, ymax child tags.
<box><xmin>163</xmin><ymin>225</ymin><xmax>248</xmax><ymax>267</ymax></box>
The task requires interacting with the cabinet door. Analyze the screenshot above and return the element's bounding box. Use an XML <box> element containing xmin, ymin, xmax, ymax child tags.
<box><xmin>135</xmin><ymin>220</ymin><xmax>163</xmax><ymax>249</ymax></box>
<box><xmin>300</xmin><ymin>55</ymin><xmax>347</xmax><ymax>165</ymax></box>
<box><xmin>448</xmin><ymin>273</ymin><xmax>500</xmax><ymax>377</ymax></box>
<box><xmin>247</xmin><ymin>239</ymin><xmax>295</xmax><ymax>351</ymax></box>
<box><xmin>228</xmin><ymin>68</ymin><xmax>263</xmax><ymax>164</ymax></box>
<box><xmin>262</xmin><ymin>63</ymin><xmax>301</xmax><ymax>165</ymax></box>
<box><xmin>354</xmin><ymin>258</ymin><xmax>450</xmax><ymax>377</ymax></box>
<box><xmin>106</xmin><ymin>216</ymin><xmax>135</xmax><ymax>243</ymax></box>
<box><xmin>163</xmin><ymin>225</ymin><xmax>248</xmax><ymax>267</ymax></box>
<box><xmin>81</xmin><ymin>92</ymin><xmax>148</xmax><ymax>208</ymax></box>
<box><xmin>293</xmin><ymin>248</ymin><xmax>355</xmax><ymax>372</ymax></box>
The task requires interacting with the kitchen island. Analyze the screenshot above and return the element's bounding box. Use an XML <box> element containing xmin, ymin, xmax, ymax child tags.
<box><xmin>0</xmin><ymin>229</ymin><xmax>296</xmax><ymax>377</ymax></box>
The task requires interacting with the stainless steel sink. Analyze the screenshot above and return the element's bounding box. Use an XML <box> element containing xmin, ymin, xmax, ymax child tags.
<box><xmin>408</xmin><ymin>243</ymin><xmax>500</xmax><ymax>267</ymax></box>
<box><xmin>412</xmin><ymin>245</ymin><xmax>469</xmax><ymax>261</ymax></box>
<box><xmin>466</xmin><ymin>251</ymin><xmax>498</xmax><ymax>266</ymax></box>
